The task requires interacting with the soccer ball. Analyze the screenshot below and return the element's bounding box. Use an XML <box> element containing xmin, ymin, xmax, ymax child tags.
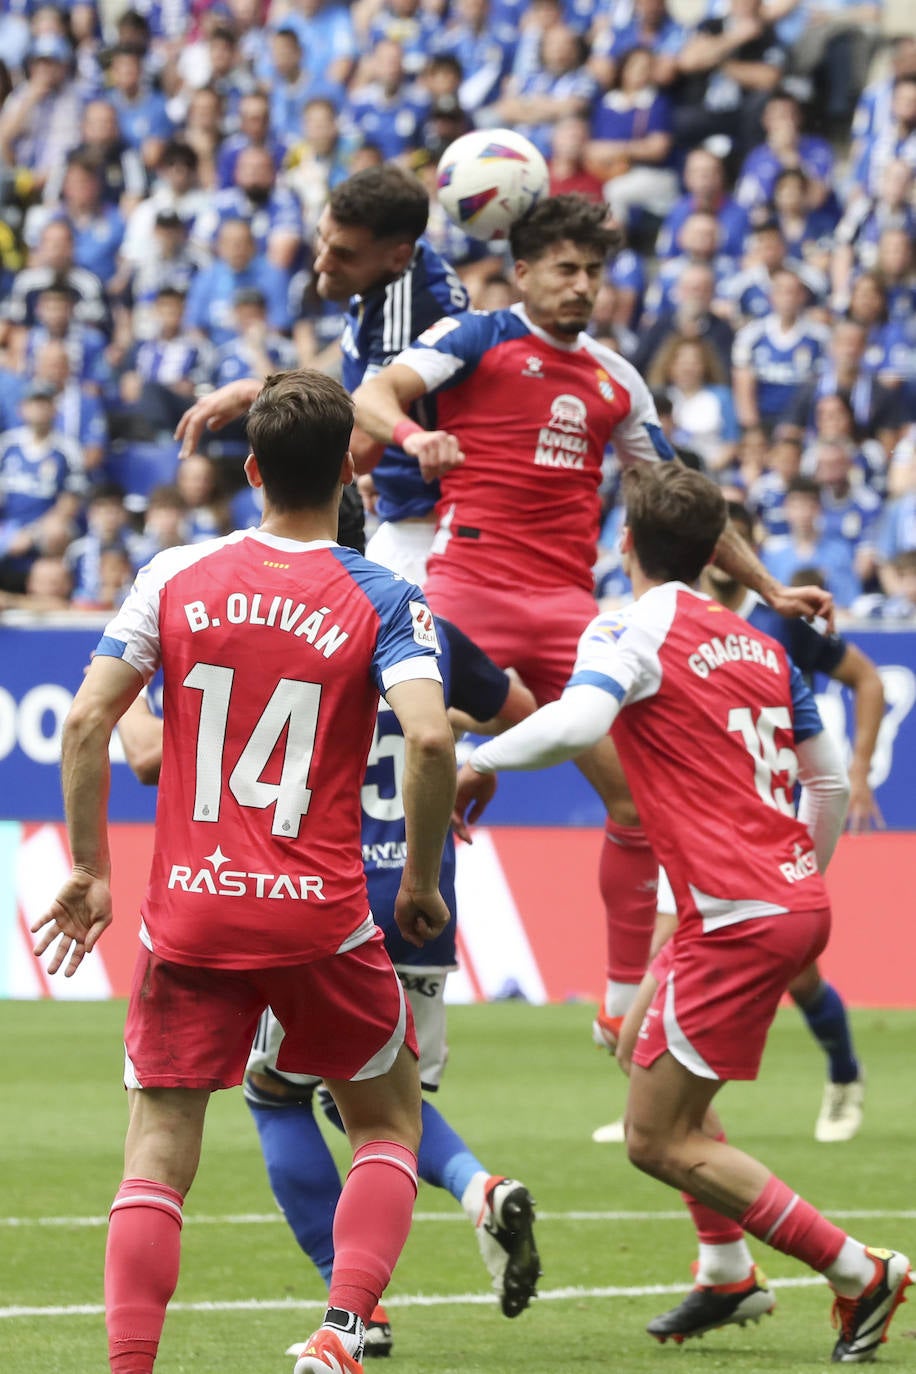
<box><xmin>436</xmin><ymin>129</ymin><xmax>550</xmax><ymax>243</ymax></box>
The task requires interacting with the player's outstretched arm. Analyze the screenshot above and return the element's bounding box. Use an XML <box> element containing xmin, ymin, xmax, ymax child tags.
<box><xmin>713</xmin><ymin>520</ymin><xmax>835</xmax><ymax>630</ymax></box>
<box><xmin>830</xmin><ymin>644</ymin><xmax>886</xmax><ymax>832</ymax></box>
<box><xmin>174</xmin><ymin>377</ymin><xmax>263</xmax><ymax>459</ymax></box>
<box><xmin>32</xmin><ymin>656</ymin><xmax>144</xmax><ymax>976</ymax></box>
<box><xmin>353</xmin><ymin>364</ymin><xmax>464</xmax><ymax>482</ymax></box>
<box><xmin>387</xmin><ymin>677</ymin><xmax>456</xmax><ymax>948</ymax></box>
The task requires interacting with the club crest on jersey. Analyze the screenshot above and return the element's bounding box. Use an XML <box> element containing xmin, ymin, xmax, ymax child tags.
<box><xmin>417</xmin><ymin>317</ymin><xmax>461</xmax><ymax>346</ymax></box>
<box><xmin>409</xmin><ymin>600</ymin><xmax>440</xmax><ymax>650</ymax></box>
<box><xmin>595</xmin><ymin>368</ymin><xmax>615</xmax><ymax>403</ymax></box>
<box><xmin>522</xmin><ymin>355</ymin><xmax>544</xmax><ymax>377</ymax></box>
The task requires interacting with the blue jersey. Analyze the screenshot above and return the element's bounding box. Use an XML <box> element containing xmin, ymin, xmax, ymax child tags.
<box><xmin>741</xmin><ymin>590</ymin><xmax>846</xmax><ymax>683</ymax></box>
<box><xmin>732</xmin><ymin>316</ymin><xmax>830</xmax><ymax>421</ymax></box>
<box><xmin>0</xmin><ymin>427</ymin><xmax>86</xmax><ymax>536</ymax></box>
<box><xmin>340</xmin><ymin>238</ymin><xmax>468</xmax><ymax>522</ymax></box>
<box><xmin>363</xmin><ymin>617</ymin><xmax>509</xmax><ymax>968</ymax></box>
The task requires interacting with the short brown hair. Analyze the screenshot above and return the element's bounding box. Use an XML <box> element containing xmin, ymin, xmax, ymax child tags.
<box><xmin>623</xmin><ymin>464</ymin><xmax>727</xmax><ymax>584</ymax></box>
<box><xmin>328</xmin><ymin>165</ymin><xmax>428</xmax><ymax>242</ymax></box>
<box><xmin>509</xmin><ymin>194</ymin><xmax>621</xmax><ymax>264</ymax></box>
<box><xmin>246</xmin><ymin>370</ymin><xmax>354</xmax><ymax>510</ymax></box>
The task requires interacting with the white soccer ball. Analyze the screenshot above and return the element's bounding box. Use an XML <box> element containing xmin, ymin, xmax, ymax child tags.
<box><xmin>436</xmin><ymin>129</ymin><xmax>550</xmax><ymax>243</ymax></box>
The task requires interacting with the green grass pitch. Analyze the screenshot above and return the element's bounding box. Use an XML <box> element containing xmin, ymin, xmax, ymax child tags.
<box><xmin>2</xmin><ymin>1000</ymin><xmax>915</xmax><ymax>1372</ymax></box>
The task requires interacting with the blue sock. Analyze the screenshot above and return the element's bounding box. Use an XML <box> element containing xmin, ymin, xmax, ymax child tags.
<box><xmin>248</xmin><ymin>1100</ymin><xmax>340</xmax><ymax>1284</ymax></box>
<box><xmin>419</xmin><ymin>1098</ymin><xmax>487</xmax><ymax>1203</ymax></box>
<box><xmin>793</xmin><ymin>980</ymin><xmax>859</xmax><ymax>1084</ymax></box>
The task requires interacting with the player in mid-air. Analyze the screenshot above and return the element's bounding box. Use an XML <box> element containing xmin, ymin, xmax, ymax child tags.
<box><xmin>352</xmin><ymin>193</ymin><xmax>835</xmax><ymax>1069</ymax></box>
<box><xmin>117</xmin><ymin>610</ymin><xmax>543</xmax><ymax>1357</ymax></box>
<box><xmin>176</xmin><ymin>164</ymin><xmax>469</xmax><ymax>585</ymax></box>
<box><xmin>32</xmin><ymin>371</ymin><xmax>458</xmax><ymax>1374</ymax></box>
<box><xmin>451</xmin><ymin>462</ymin><xmax>912</xmax><ymax>1365</ymax></box>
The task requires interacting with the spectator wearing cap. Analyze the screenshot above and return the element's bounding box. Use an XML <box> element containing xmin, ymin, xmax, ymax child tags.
<box><xmin>732</xmin><ymin>266</ymin><xmax>830</xmax><ymax>431</ymax></box>
<box><xmin>191</xmin><ymin>143</ymin><xmax>303</xmax><ymax>273</ymax></box>
<box><xmin>0</xmin><ymin>380</ymin><xmax>86</xmax><ymax>593</ymax></box>
<box><xmin>656</xmin><ymin>148</ymin><xmax>750</xmax><ymax>262</ymax></box>
<box><xmin>586</xmin><ymin>45</ymin><xmax>678</xmax><ymax>232</ymax></box>
<box><xmin>342</xmin><ymin>40</ymin><xmax>429</xmax><ymax>162</ymax></box>
<box><xmin>0</xmin><ymin>218</ymin><xmax>109</xmax><ymax>338</ymax></box>
<box><xmin>184</xmin><ymin>217</ymin><xmax>292</xmax><ymax>346</ymax></box>
<box><xmin>494</xmin><ymin>24</ymin><xmax>597</xmax><ymax>160</ymax></box>
<box><xmin>211</xmin><ymin>287</ymin><xmax>299</xmax><ymax>390</ymax></box>
<box><xmin>675</xmin><ymin>0</ymin><xmax>785</xmax><ymax>162</ymax></box>
<box><xmin>104</xmin><ymin>44</ymin><xmax>174</xmax><ymax>172</ymax></box>
<box><xmin>120</xmin><ymin>285</ymin><xmax>214</xmax><ymax>439</ymax></box>
<box><xmin>0</xmin><ymin>32</ymin><xmax>82</xmax><ymax>193</ymax></box>
<box><xmin>215</xmin><ymin>90</ymin><xmax>286</xmax><ymax>190</ymax></box>
<box><xmin>120</xmin><ymin>139</ymin><xmax>209</xmax><ymax>268</ymax></box>
<box><xmin>431</xmin><ymin>0</ymin><xmax>517</xmax><ymax>114</ymax></box>
<box><xmin>25</xmin><ymin>152</ymin><xmax>125</xmax><ymax>289</ymax></box>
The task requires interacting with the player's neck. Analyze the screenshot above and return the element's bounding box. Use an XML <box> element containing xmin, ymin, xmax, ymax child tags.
<box><xmin>702</xmin><ymin>572</ymin><xmax>744</xmax><ymax>610</ymax></box>
<box><xmin>257</xmin><ymin>502</ymin><xmax>340</xmax><ymax>545</ymax></box>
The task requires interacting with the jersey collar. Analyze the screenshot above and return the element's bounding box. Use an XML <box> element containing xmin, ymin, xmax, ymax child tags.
<box><xmin>244</xmin><ymin>530</ymin><xmax>338</xmax><ymax>553</ymax></box>
<box><xmin>512</xmin><ymin>302</ymin><xmax>585</xmax><ymax>352</ymax></box>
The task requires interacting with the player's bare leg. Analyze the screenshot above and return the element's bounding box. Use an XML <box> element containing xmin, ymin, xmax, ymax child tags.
<box><xmin>577</xmin><ymin>735</ymin><xmax>657</xmax><ymax>1141</ymax></box>
<box><xmin>292</xmin><ymin>1045</ymin><xmax>422</xmax><ymax>1374</ymax></box>
<box><xmin>105</xmin><ymin>1087</ymin><xmax>210</xmax><ymax>1373</ymax></box>
<box><xmin>626</xmin><ymin>1052</ymin><xmax>912</xmax><ymax>1359</ymax></box>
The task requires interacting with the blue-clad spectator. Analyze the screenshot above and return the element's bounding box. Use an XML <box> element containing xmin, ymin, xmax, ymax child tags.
<box><xmin>192</xmin><ymin>144</ymin><xmax>303</xmax><ymax>272</ymax></box>
<box><xmin>850</xmin><ymin>36</ymin><xmax>916</xmax><ymax>165</ymax></box>
<box><xmin>22</xmin><ymin>278</ymin><xmax>113</xmax><ymax>394</ymax></box>
<box><xmin>120</xmin><ymin>284</ymin><xmax>214</xmax><ymax>437</ymax></box>
<box><xmin>211</xmin><ymin>288</ymin><xmax>299</xmax><ymax>388</ymax></box>
<box><xmin>266</xmin><ymin>0</ymin><xmax>357</xmax><ymax>93</ymax></box>
<box><xmin>104</xmin><ymin>45</ymin><xmax>174</xmax><ymax>170</ymax></box>
<box><xmin>720</xmin><ymin>220</ymin><xmax>825</xmax><ymax>326</ymax></box>
<box><xmin>342</xmin><ymin>40</ymin><xmax>429</xmax><ymax>162</ymax></box>
<box><xmin>606</xmin><ymin>244</ymin><xmax>645</xmax><ymax>332</ymax></box>
<box><xmin>590</xmin><ymin>0</ymin><xmax>685</xmax><ymax>89</ymax></box>
<box><xmin>287</xmin><ymin>267</ymin><xmax>348</xmax><ymax>370</ymax></box>
<box><xmin>875</xmin><ymin>484</ymin><xmax>916</xmax><ymax>565</ymax></box>
<box><xmin>125</xmin><ymin>210</ymin><xmax>209</xmax><ymax>339</ymax></box>
<box><xmin>184</xmin><ymin>217</ymin><xmax>292</xmax><ymax>345</ymax></box>
<box><xmin>833</xmin><ymin>158</ymin><xmax>915</xmax><ymax>302</ymax></box>
<box><xmin>769</xmin><ymin>168</ymin><xmax>838</xmax><ymax>269</ymax></box>
<box><xmin>1</xmin><ymin>218</ymin><xmax>108</xmax><ymax>335</ymax></box>
<box><xmin>762</xmin><ymin>475</ymin><xmax>861</xmax><ymax>607</ymax></box>
<box><xmin>874</xmin><ymin>226</ymin><xmax>916</xmax><ymax>329</ymax></box>
<box><xmin>215</xmin><ymin>89</ymin><xmax>287</xmax><ymax>190</ymax></box>
<box><xmin>736</xmin><ymin>89</ymin><xmax>835</xmax><ymax>214</ymax></box>
<box><xmin>366</xmin><ymin>0</ymin><xmax>442</xmax><ymax>77</ymax></box>
<box><xmin>200</xmin><ymin>23</ymin><xmax>258</xmax><ymax>128</ymax></box>
<box><xmin>0</xmin><ymin>382</ymin><xmax>86</xmax><ymax>590</ymax></box>
<box><xmin>748</xmin><ymin>433</ymin><xmax>804</xmax><ymax>537</ymax></box>
<box><xmin>493</xmin><ymin>24</ymin><xmax>597</xmax><ymax>160</ymax></box>
<box><xmin>283</xmin><ymin>97</ymin><xmax>358</xmax><ymax>238</ymax></box>
<box><xmin>266</xmin><ymin>26</ymin><xmax>344</xmax><ymax>143</ymax></box>
<box><xmin>851</xmin><ymin>73</ymin><xmax>916</xmax><ymax>198</ymax></box>
<box><xmin>810</xmin><ymin>442</ymin><xmax>883</xmax><ymax>581</ymax></box>
<box><xmin>633</xmin><ymin>261</ymin><xmax>734</xmax><ymax>378</ymax></box>
<box><xmin>25</xmin><ymin>337</ymin><xmax>108</xmax><ymax>474</ymax></box>
<box><xmin>656</xmin><ymin>148</ymin><xmax>749</xmax><ymax>261</ymax></box>
<box><xmin>847</xmin><ymin>271</ymin><xmax>913</xmax><ymax>386</ymax></box>
<box><xmin>0</xmin><ymin>34</ymin><xmax>83</xmax><ymax>194</ymax></box>
<box><xmin>44</xmin><ymin>99</ymin><xmax>148</xmax><ymax>209</ymax></box>
<box><xmin>643</xmin><ymin>212</ymin><xmax>736</xmax><ymax>323</ymax></box>
<box><xmin>26</xmin><ymin>154</ymin><xmax>125</xmax><ymax>288</ymax></box>
<box><xmin>586</xmin><ymin>46</ymin><xmax>677</xmax><ymax>230</ymax></box>
<box><xmin>432</xmin><ymin>0</ymin><xmax>517</xmax><ymax>113</ymax></box>
<box><xmin>732</xmin><ymin>267</ymin><xmax>830</xmax><ymax>430</ymax></box>
<box><xmin>65</xmin><ymin>482</ymin><xmax>147</xmax><ymax>607</ymax></box>
<box><xmin>786</xmin><ymin>320</ymin><xmax>905</xmax><ymax>456</ymax></box>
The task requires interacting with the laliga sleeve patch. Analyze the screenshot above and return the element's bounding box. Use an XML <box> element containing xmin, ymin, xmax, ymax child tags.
<box><xmin>417</xmin><ymin>317</ymin><xmax>461</xmax><ymax>346</ymax></box>
<box><xmin>409</xmin><ymin>600</ymin><xmax>440</xmax><ymax>650</ymax></box>
<box><xmin>587</xmin><ymin>615</ymin><xmax>628</xmax><ymax>646</ymax></box>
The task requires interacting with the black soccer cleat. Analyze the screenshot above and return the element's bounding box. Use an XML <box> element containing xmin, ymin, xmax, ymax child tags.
<box><xmin>476</xmin><ymin>1177</ymin><xmax>542</xmax><ymax>1318</ymax></box>
<box><xmin>648</xmin><ymin>1267</ymin><xmax>776</xmax><ymax>1344</ymax></box>
<box><xmin>831</xmin><ymin>1249</ymin><xmax>912</xmax><ymax>1363</ymax></box>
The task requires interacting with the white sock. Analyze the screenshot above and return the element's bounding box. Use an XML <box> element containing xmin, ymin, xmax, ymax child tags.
<box><xmin>825</xmin><ymin>1239</ymin><xmax>876</xmax><ymax>1297</ymax></box>
<box><xmin>696</xmin><ymin>1239</ymin><xmax>755</xmax><ymax>1286</ymax></box>
<box><xmin>322</xmin><ymin>1308</ymin><xmax>365</xmax><ymax>1359</ymax></box>
<box><xmin>604</xmin><ymin>980</ymin><xmax>638</xmax><ymax>1018</ymax></box>
<box><xmin>460</xmin><ymin>1169</ymin><xmax>490</xmax><ymax>1224</ymax></box>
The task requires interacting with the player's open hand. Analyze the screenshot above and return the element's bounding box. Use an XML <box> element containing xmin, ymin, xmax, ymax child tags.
<box><xmin>846</xmin><ymin>770</ymin><xmax>885</xmax><ymax>834</ymax></box>
<box><xmin>31</xmin><ymin>867</ymin><xmax>112</xmax><ymax>977</ymax></box>
<box><xmin>769</xmin><ymin>582</ymin><xmax>835</xmax><ymax>633</ymax></box>
<box><xmin>451</xmin><ymin>763</ymin><xmax>497</xmax><ymax>844</ymax></box>
<box><xmin>402</xmin><ymin>429</ymin><xmax>465</xmax><ymax>482</ymax></box>
<box><xmin>394</xmin><ymin>885</ymin><xmax>451</xmax><ymax>948</ymax></box>
<box><xmin>174</xmin><ymin>378</ymin><xmax>262</xmax><ymax>459</ymax></box>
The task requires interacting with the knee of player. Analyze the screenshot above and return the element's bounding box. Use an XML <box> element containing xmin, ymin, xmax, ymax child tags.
<box><xmin>625</xmin><ymin>1120</ymin><xmax>669</xmax><ymax>1178</ymax></box>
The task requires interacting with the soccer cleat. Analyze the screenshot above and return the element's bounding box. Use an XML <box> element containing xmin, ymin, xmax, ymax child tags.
<box><xmin>816</xmin><ymin>1076</ymin><xmax>865</xmax><ymax>1143</ymax></box>
<box><xmin>647</xmin><ymin>1266</ymin><xmax>776</xmax><ymax>1344</ymax></box>
<box><xmin>475</xmin><ymin>1175</ymin><xmax>541</xmax><ymax>1318</ymax></box>
<box><xmin>362</xmin><ymin>1305</ymin><xmax>392</xmax><ymax>1359</ymax></box>
<box><xmin>830</xmin><ymin>1248</ymin><xmax>912</xmax><ymax>1363</ymax></box>
<box><xmin>591</xmin><ymin>1118</ymin><xmax>626</xmax><ymax>1144</ymax></box>
<box><xmin>592</xmin><ymin>1010</ymin><xmax>624</xmax><ymax>1053</ymax></box>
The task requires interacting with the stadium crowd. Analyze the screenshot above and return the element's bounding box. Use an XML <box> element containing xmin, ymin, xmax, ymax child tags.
<box><xmin>0</xmin><ymin>0</ymin><xmax>914</xmax><ymax>620</ymax></box>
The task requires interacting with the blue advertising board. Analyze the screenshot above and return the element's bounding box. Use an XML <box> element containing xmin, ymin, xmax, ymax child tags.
<box><xmin>1</xmin><ymin>619</ymin><xmax>914</xmax><ymax>827</ymax></box>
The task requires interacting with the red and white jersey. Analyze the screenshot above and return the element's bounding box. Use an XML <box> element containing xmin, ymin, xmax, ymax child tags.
<box><xmin>396</xmin><ymin>304</ymin><xmax>674</xmax><ymax>593</ymax></box>
<box><xmin>569</xmin><ymin>584</ymin><xmax>830</xmax><ymax>934</ymax></box>
<box><xmin>97</xmin><ymin>530</ymin><xmax>442</xmax><ymax>969</ymax></box>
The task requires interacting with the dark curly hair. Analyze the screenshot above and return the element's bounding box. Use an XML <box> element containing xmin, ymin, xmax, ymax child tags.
<box><xmin>509</xmin><ymin>194</ymin><xmax>622</xmax><ymax>264</ymax></box>
<box><xmin>328</xmin><ymin>165</ymin><xmax>429</xmax><ymax>243</ymax></box>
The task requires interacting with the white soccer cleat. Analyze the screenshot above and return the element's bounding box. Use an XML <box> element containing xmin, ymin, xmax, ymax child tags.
<box><xmin>816</xmin><ymin>1076</ymin><xmax>865</xmax><ymax>1143</ymax></box>
<box><xmin>475</xmin><ymin>1176</ymin><xmax>541</xmax><ymax>1317</ymax></box>
<box><xmin>592</xmin><ymin>1010</ymin><xmax>624</xmax><ymax>1053</ymax></box>
<box><xmin>591</xmin><ymin>1118</ymin><xmax>626</xmax><ymax>1144</ymax></box>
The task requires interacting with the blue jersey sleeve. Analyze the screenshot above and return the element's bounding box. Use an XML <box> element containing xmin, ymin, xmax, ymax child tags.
<box><xmin>402</xmin><ymin>308</ymin><xmax>507</xmax><ymax>390</ymax></box>
<box><xmin>438</xmin><ymin>618</ymin><xmax>510</xmax><ymax>720</ymax></box>
<box><xmin>790</xmin><ymin>661</ymin><xmax>825</xmax><ymax>742</ymax></box>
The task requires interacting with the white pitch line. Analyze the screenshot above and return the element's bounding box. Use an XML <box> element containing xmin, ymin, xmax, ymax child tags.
<box><xmin>3</xmin><ymin>1208</ymin><xmax>916</xmax><ymax>1229</ymax></box>
<box><xmin>0</xmin><ymin>1275</ymin><xmax>828</xmax><ymax>1321</ymax></box>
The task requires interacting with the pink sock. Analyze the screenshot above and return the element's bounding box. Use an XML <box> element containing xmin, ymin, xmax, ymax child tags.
<box><xmin>739</xmin><ymin>1174</ymin><xmax>846</xmax><ymax>1272</ymax></box>
<box><xmin>600</xmin><ymin>819</ymin><xmax>658</xmax><ymax>983</ymax></box>
<box><xmin>329</xmin><ymin>1141</ymin><xmax>418</xmax><ymax>1322</ymax></box>
<box><xmin>682</xmin><ymin>1131</ymin><xmax>745</xmax><ymax>1245</ymax></box>
<box><xmin>105</xmin><ymin>1178</ymin><xmax>184</xmax><ymax>1373</ymax></box>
